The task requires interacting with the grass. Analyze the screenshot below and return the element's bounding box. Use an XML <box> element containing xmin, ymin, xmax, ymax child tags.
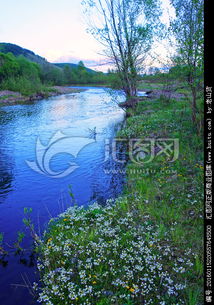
<box><xmin>137</xmin><ymin>81</ymin><xmax>164</xmax><ymax>91</ymax></box>
<box><xmin>0</xmin><ymin>94</ymin><xmax>15</xmax><ymax>100</ymax></box>
<box><xmin>34</xmin><ymin>87</ymin><xmax>203</xmax><ymax>305</ymax></box>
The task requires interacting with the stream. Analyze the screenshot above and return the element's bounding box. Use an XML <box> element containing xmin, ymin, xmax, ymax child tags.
<box><xmin>0</xmin><ymin>87</ymin><xmax>126</xmax><ymax>305</ymax></box>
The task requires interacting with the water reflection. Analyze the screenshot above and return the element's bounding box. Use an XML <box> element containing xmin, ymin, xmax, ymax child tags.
<box><xmin>0</xmin><ymin>88</ymin><xmax>126</xmax><ymax>305</ymax></box>
<box><xmin>0</xmin><ymin>114</ymin><xmax>14</xmax><ymax>201</ymax></box>
<box><xmin>0</xmin><ymin>89</ymin><xmax>126</xmax><ymax>206</ymax></box>
<box><xmin>0</xmin><ymin>160</ymin><xmax>13</xmax><ymax>202</ymax></box>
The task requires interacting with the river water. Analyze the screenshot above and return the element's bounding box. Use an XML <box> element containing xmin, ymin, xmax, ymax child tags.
<box><xmin>0</xmin><ymin>87</ymin><xmax>126</xmax><ymax>305</ymax></box>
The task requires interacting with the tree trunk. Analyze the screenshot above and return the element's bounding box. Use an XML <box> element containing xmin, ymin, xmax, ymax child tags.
<box><xmin>191</xmin><ymin>87</ymin><xmax>197</xmax><ymax>124</ymax></box>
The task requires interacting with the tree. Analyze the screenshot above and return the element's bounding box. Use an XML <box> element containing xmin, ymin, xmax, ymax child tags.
<box><xmin>63</xmin><ymin>65</ymin><xmax>73</xmax><ymax>84</ymax></box>
<box><xmin>0</xmin><ymin>52</ymin><xmax>19</xmax><ymax>82</ymax></box>
<box><xmin>42</xmin><ymin>66</ymin><xmax>64</xmax><ymax>85</ymax></box>
<box><xmin>77</xmin><ymin>60</ymin><xmax>86</xmax><ymax>72</ymax></box>
<box><xmin>170</xmin><ymin>0</ymin><xmax>204</xmax><ymax>125</ymax></box>
<box><xmin>16</xmin><ymin>55</ymin><xmax>41</xmax><ymax>83</ymax></box>
<box><xmin>83</xmin><ymin>0</ymin><xmax>162</xmax><ymax>101</ymax></box>
<box><xmin>76</xmin><ymin>61</ymin><xmax>90</xmax><ymax>83</ymax></box>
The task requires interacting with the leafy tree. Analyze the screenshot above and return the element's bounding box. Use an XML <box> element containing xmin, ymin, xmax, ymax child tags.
<box><xmin>170</xmin><ymin>0</ymin><xmax>204</xmax><ymax>125</ymax></box>
<box><xmin>76</xmin><ymin>61</ymin><xmax>90</xmax><ymax>83</ymax></box>
<box><xmin>92</xmin><ymin>71</ymin><xmax>107</xmax><ymax>84</ymax></box>
<box><xmin>0</xmin><ymin>53</ymin><xmax>43</xmax><ymax>95</ymax></box>
<box><xmin>16</xmin><ymin>55</ymin><xmax>41</xmax><ymax>84</ymax></box>
<box><xmin>17</xmin><ymin>55</ymin><xmax>40</xmax><ymax>75</ymax></box>
<box><xmin>106</xmin><ymin>70</ymin><xmax>123</xmax><ymax>89</ymax></box>
<box><xmin>63</xmin><ymin>65</ymin><xmax>73</xmax><ymax>84</ymax></box>
<box><xmin>42</xmin><ymin>66</ymin><xmax>64</xmax><ymax>85</ymax></box>
<box><xmin>0</xmin><ymin>52</ymin><xmax>19</xmax><ymax>82</ymax></box>
<box><xmin>77</xmin><ymin>61</ymin><xmax>86</xmax><ymax>72</ymax></box>
<box><xmin>83</xmin><ymin>0</ymin><xmax>162</xmax><ymax>102</ymax></box>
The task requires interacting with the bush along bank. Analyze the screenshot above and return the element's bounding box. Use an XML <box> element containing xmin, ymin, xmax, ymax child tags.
<box><xmin>34</xmin><ymin>94</ymin><xmax>203</xmax><ymax>305</ymax></box>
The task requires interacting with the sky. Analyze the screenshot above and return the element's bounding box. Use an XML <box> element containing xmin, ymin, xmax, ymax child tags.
<box><xmin>0</xmin><ymin>0</ymin><xmax>174</xmax><ymax>71</ymax></box>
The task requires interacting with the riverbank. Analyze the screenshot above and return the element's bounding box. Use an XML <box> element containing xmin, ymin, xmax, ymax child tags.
<box><xmin>0</xmin><ymin>86</ymin><xmax>85</xmax><ymax>106</ymax></box>
<box><xmin>34</xmin><ymin>91</ymin><xmax>203</xmax><ymax>304</ymax></box>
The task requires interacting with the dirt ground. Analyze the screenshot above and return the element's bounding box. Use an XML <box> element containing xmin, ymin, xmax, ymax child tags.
<box><xmin>0</xmin><ymin>86</ymin><xmax>84</xmax><ymax>106</ymax></box>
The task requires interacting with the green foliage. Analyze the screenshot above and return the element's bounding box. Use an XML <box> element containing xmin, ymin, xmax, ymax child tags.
<box><xmin>0</xmin><ymin>42</ymin><xmax>45</xmax><ymax>62</ymax></box>
<box><xmin>0</xmin><ymin>52</ymin><xmax>19</xmax><ymax>82</ymax></box>
<box><xmin>68</xmin><ymin>184</ymin><xmax>74</xmax><ymax>199</ymax></box>
<box><xmin>187</xmin><ymin>288</ymin><xmax>201</xmax><ymax>305</ymax></box>
<box><xmin>170</xmin><ymin>0</ymin><xmax>204</xmax><ymax>126</ymax></box>
<box><xmin>0</xmin><ymin>48</ymin><xmax>109</xmax><ymax>94</ymax></box>
<box><xmin>13</xmin><ymin>231</ymin><xmax>26</xmax><ymax>253</ymax></box>
<box><xmin>0</xmin><ymin>52</ymin><xmax>44</xmax><ymax>95</ymax></box>
<box><xmin>0</xmin><ymin>232</ymin><xmax>7</xmax><ymax>256</ymax></box>
<box><xmin>0</xmin><ymin>232</ymin><xmax>3</xmax><ymax>245</ymax></box>
<box><xmin>118</xmin><ymin>90</ymin><xmax>203</xmax><ymax>303</ymax></box>
<box><xmin>75</xmin><ymin>61</ymin><xmax>90</xmax><ymax>83</ymax></box>
<box><xmin>106</xmin><ymin>70</ymin><xmax>123</xmax><ymax>90</ymax></box>
<box><xmin>62</xmin><ymin>61</ymin><xmax>109</xmax><ymax>85</ymax></box>
<box><xmin>194</xmin><ymin>255</ymin><xmax>203</xmax><ymax>276</ymax></box>
<box><xmin>170</xmin><ymin>0</ymin><xmax>204</xmax><ymax>68</ymax></box>
<box><xmin>24</xmin><ymin>207</ymin><xmax>33</xmax><ymax>214</ymax></box>
<box><xmin>169</xmin><ymin>64</ymin><xmax>190</xmax><ymax>81</ymax></box>
<box><xmin>23</xmin><ymin>207</ymin><xmax>33</xmax><ymax>227</ymax></box>
<box><xmin>41</xmin><ymin>66</ymin><xmax>65</xmax><ymax>85</ymax></box>
<box><xmin>63</xmin><ymin>65</ymin><xmax>73</xmax><ymax>84</ymax></box>
<box><xmin>17</xmin><ymin>231</ymin><xmax>25</xmax><ymax>243</ymax></box>
<box><xmin>0</xmin><ymin>76</ymin><xmax>43</xmax><ymax>96</ymax></box>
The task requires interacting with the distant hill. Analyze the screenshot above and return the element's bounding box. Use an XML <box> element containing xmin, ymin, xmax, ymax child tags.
<box><xmin>0</xmin><ymin>43</ymin><xmax>105</xmax><ymax>90</ymax></box>
<box><xmin>0</xmin><ymin>43</ymin><xmax>97</xmax><ymax>74</ymax></box>
<box><xmin>54</xmin><ymin>63</ymin><xmax>97</xmax><ymax>74</ymax></box>
<box><xmin>0</xmin><ymin>42</ymin><xmax>50</xmax><ymax>67</ymax></box>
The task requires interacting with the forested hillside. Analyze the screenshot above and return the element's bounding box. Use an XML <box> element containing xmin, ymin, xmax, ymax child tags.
<box><xmin>0</xmin><ymin>43</ymin><xmax>107</xmax><ymax>96</ymax></box>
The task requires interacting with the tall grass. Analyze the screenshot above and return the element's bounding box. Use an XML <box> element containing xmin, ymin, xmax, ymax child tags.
<box><xmin>0</xmin><ymin>76</ymin><xmax>44</xmax><ymax>96</ymax></box>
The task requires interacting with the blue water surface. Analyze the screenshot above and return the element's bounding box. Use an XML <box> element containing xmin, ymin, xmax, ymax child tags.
<box><xmin>0</xmin><ymin>87</ymin><xmax>126</xmax><ymax>305</ymax></box>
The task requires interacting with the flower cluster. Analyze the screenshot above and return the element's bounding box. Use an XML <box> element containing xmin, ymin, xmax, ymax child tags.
<box><xmin>35</xmin><ymin>199</ymin><xmax>194</xmax><ymax>304</ymax></box>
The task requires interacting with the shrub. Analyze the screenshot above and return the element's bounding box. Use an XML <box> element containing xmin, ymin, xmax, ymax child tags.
<box><xmin>35</xmin><ymin>201</ymin><xmax>195</xmax><ymax>305</ymax></box>
<box><xmin>0</xmin><ymin>76</ymin><xmax>42</xmax><ymax>96</ymax></box>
